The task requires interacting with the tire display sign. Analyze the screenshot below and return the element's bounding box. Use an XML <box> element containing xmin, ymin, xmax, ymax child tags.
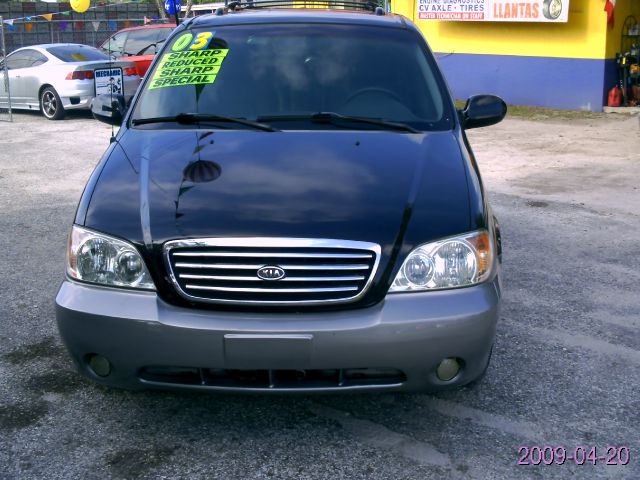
<box><xmin>417</xmin><ymin>0</ymin><xmax>569</xmax><ymax>22</ymax></box>
<box><xmin>94</xmin><ymin>68</ymin><xmax>124</xmax><ymax>95</ymax></box>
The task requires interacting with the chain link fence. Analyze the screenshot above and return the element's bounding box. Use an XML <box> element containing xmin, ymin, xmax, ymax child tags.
<box><xmin>0</xmin><ymin>2</ymin><xmax>162</xmax><ymax>52</ymax></box>
<box><xmin>0</xmin><ymin>15</ymin><xmax>12</xmax><ymax>122</ymax></box>
<box><xmin>5</xmin><ymin>17</ymin><xmax>162</xmax><ymax>51</ymax></box>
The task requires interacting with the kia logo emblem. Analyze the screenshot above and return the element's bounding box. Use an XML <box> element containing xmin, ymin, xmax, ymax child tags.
<box><xmin>257</xmin><ymin>265</ymin><xmax>286</xmax><ymax>281</ymax></box>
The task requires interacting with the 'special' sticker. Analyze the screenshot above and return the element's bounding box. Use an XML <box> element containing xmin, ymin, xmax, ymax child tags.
<box><xmin>149</xmin><ymin>31</ymin><xmax>228</xmax><ymax>90</ymax></box>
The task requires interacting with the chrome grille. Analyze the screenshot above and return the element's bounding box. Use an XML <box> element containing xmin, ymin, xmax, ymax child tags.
<box><xmin>164</xmin><ymin>238</ymin><xmax>381</xmax><ymax>306</ymax></box>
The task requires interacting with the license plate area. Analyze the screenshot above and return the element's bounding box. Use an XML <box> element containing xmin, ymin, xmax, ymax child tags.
<box><xmin>224</xmin><ymin>334</ymin><xmax>313</xmax><ymax>369</ymax></box>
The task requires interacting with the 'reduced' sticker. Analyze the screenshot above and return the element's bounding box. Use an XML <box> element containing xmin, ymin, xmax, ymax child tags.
<box><xmin>148</xmin><ymin>31</ymin><xmax>228</xmax><ymax>90</ymax></box>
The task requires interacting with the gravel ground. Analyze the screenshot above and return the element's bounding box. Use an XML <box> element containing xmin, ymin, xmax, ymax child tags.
<box><xmin>0</xmin><ymin>110</ymin><xmax>638</xmax><ymax>479</ymax></box>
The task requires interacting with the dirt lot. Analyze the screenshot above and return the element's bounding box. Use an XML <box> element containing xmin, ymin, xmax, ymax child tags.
<box><xmin>0</xmin><ymin>111</ymin><xmax>638</xmax><ymax>479</ymax></box>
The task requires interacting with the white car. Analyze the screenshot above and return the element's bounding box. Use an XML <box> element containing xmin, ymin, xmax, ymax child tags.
<box><xmin>0</xmin><ymin>43</ymin><xmax>140</xmax><ymax>120</ymax></box>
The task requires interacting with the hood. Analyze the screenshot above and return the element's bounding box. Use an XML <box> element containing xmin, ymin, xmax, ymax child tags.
<box><xmin>83</xmin><ymin>127</ymin><xmax>473</xmax><ymax>263</ymax></box>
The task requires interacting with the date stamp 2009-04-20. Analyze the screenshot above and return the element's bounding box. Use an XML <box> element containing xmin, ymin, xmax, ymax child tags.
<box><xmin>518</xmin><ymin>446</ymin><xmax>631</xmax><ymax>466</ymax></box>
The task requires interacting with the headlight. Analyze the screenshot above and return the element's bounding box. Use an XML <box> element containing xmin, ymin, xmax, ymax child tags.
<box><xmin>389</xmin><ymin>230</ymin><xmax>493</xmax><ymax>292</ymax></box>
<box><xmin>67</xmin><ymin>225</ymin><xmax>155</xmax><ymax>290</ymax></box>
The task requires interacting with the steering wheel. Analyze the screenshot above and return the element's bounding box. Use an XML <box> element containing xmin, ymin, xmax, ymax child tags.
<box><xmin>342</xmin><ymin>87</ymin><xmax>405</xmax><ymax>107</ymax></box>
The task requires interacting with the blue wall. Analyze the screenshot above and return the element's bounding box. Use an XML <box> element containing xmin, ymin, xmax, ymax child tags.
<box><xmin>436</xmin><ymin>53</ymin><xmax>618</xmax><ymax>111</ymax></box>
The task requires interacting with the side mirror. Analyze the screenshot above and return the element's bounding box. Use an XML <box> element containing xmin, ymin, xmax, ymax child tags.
<box><xmin>459</xmin><ymin>95</ymin><xmax>507</xmax><ymax>129</ymax></box>
<box><xmin>91</xmin><ymin>93</ymin><xmax>127</xmax><ymax>126</ymax></box>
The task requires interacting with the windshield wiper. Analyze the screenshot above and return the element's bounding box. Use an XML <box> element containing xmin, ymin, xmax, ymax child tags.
<box><xmin>133</xmin><ymin>39</ymin><xmax>166</xmax><ymax>56</ymax></box>
<box><xmin>257</xmin><ymin>112</ymin><xmax>419</xmax><ymax>133</ymax></box>
<box><xmin>131</xmin><ymin>113</ymin><xmax>279</xmax><ymax>132</ymax></box>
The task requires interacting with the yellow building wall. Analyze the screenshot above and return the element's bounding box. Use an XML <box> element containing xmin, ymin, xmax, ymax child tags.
<box><xmin>393</xmin><ymin>0</ymin><xmax>612</xmax><ymax>59</ymax></box>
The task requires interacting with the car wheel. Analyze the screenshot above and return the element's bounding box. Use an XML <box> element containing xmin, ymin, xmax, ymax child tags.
<box><xmin>40</xmin><ymin>87</ymin><xmax>65</xmax><ymax>120</ymax></box>
<box><xmin>542</xmin><ymin>0</ymin><xmax>563</xmax><ymax>20</ymax></box>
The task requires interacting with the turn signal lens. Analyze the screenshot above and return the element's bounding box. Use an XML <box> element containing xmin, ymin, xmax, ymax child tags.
<box><xmin>123</xmin><ymin>67</ymin><xmax>138</xmax><ymax>77</ymax></box>
<box><xmin>467</xmin><ymin>231</ymin><xmax>492</xmax><ymax>277</ymax></box>
<box><xmin>389</xmin><ymin>230</ymin><xmax>494</xmax><ymax>292</ymax></box>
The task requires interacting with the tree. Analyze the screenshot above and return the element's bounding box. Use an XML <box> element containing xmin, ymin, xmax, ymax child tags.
<box><xmin>155</xmin><ymin>0</ymin><xmax>168</xmax><ymax>19</ymax></box>
<box><xmin>184</xmin><ymin>0</ymin><xmax>194</xmax><ymax>18</ymax></box>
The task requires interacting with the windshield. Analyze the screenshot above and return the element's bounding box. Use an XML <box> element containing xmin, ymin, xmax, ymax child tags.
<box><xmin>132</xmin><ymin>24</ymin><xmax>453</xmax><ymax>131</ymax></box>
<box><xmin>47</xmin><ymin>45</ymin><xmax>110</xmax><ymax>62</ymax></box>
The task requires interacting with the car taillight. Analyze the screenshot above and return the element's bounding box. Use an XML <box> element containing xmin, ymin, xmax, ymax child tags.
<box><xmin>65</xmin><ymin>70</ymin><xmax>95</xmax><ymax>80</ymax></box>
<box><xmin>123</xmin><ymin>67</ymin><xmax>137</xmax><ymax>77</ymax></box>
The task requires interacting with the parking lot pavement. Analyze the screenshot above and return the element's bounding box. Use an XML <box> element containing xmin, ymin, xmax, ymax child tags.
<box><xmin>0</xmin><ymin>111</ymin><xmax>638</xmax><ymax>479</ymax></box>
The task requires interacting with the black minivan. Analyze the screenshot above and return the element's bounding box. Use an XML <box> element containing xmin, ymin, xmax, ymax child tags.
<box><xmin>56</xmin><ymin>1</ymin><xmax>506</xmax><ymax>393</ymax></box>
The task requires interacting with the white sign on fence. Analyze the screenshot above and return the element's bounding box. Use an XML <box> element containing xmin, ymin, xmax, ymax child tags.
<box><xmin>416</xmin><ymin>0</ymin><xmax>569</xmax><ymax>22</ymax></box>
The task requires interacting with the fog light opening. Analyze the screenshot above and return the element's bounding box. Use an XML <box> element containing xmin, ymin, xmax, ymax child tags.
<box><xmin>436</xmin><ymin>357</ymin><xmax>461</xmax><ymax>381</ymax></box>
<box><xmin>87</xmin><ymin>354</ymin><xmax>111</xmax><ymax>377</ymax></box>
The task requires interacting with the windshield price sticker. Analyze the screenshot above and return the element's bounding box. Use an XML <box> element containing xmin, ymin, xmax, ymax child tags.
<box><xmin>149</xmin><ymin>32</ymin><xmax>228</xmax><ymax>89</ymax></box>
<box><xmin>171</xmin><ymin>32</ymin><xmax>215</xmax><ymax>51</ymax></box>
<box><xmin>156</xmin><ymin>64</ymin><xmax>221</xmax><ymax>78</ymax></box>
<box><xmin>149</xmin><ymin>50</ymin><xmax>228</xmax><ymax>89</ymax></box>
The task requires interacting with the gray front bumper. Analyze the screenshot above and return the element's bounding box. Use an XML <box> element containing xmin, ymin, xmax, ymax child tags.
<box><xmin>55</xmin><ymin>279</ymin><xmax>500</xmax><ymax>393</ymax></box>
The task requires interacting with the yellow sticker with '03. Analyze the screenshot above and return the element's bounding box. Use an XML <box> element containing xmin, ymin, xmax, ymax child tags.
<box><xmin>171</xmin><ymin>32</ymin><xmax>215</xmax><ymax>51</ymax></box>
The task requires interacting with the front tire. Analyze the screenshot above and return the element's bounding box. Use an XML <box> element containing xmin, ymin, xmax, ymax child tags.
<box><xmin>542</xmin><ymin>0</ymin><xmax>563</xmax><ymax>20</ymax></box>
<box><xmin>41</xmin><ymin>87</ymin><xmax>65</xmax><ymax>120</ymax></box>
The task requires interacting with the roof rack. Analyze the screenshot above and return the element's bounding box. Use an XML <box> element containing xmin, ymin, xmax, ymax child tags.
<box><xmin>224</xmin><ymin>0</ymin><xmax>384</xmax><ymax>14</ymax></box>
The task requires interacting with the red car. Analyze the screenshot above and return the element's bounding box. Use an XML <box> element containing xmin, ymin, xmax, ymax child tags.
<box><xmin>99</xmin><ymin>23</ymin><xmax>175</xmax><ymax>77</ymax></box>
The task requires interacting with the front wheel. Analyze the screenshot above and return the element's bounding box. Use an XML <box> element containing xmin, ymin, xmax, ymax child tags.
<box><xmin>40</xmin><ymin>87</ymin><xmax>65</xmax><ymax>120</ymax></box>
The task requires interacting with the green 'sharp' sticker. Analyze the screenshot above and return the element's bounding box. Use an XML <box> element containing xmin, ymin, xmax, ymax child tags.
<box><xmin>149</xmin><ymin>48</ymin><xmax>229</xmax><ymax>90</ymax></box>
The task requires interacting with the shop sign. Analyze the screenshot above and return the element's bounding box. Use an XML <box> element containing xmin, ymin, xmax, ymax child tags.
<box><xmin>417</xmin><ymin>0</ymin><xmax>569</xmax><ymax>22</ymax></box>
